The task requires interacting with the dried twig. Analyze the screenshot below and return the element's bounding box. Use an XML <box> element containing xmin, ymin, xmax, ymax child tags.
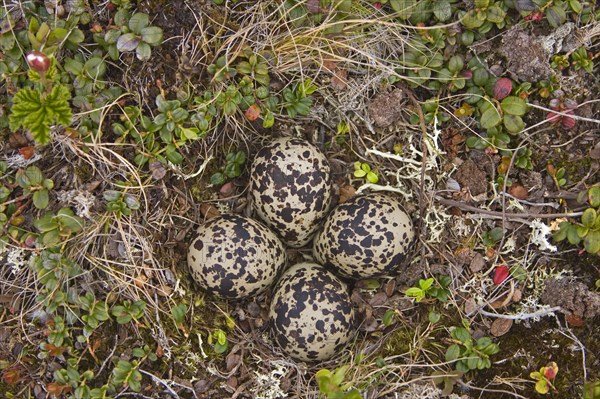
<box><xmin>479</xmin><ymin>306</ymin><xmax>563</xmax><ymax>320</ymax></box>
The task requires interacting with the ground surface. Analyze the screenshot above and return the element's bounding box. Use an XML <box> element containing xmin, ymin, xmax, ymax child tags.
<box><xmin>0</xmin><ymin>1</ymin><xmax>599</xmax><ymax>399</ymax></box>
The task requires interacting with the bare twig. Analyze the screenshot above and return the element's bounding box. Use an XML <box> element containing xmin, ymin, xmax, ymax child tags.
<box><xmin>434</xmin><ymin>196</ymin><xmax>583</xmax><ymax>219</ymax></box>
<box><xmin>479</xmin><ymin>306</ymin><xmax>563</xmax><ymax>320</ymax></box>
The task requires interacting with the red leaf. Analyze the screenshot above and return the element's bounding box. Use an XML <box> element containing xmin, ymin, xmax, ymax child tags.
<box><xmin>2</xmin><ymin>368</ymin><xmax>22</xmax><ymax>385</ymax></box>
<box><xmin>493</xmin><ymin>266</ymin><xmax>510</xmax><ymax>285</ymax></box>
<box><xmin>493</xmin><ymin>78</ymin><xmax>512</xmax><ymax>100</ymax></box>
<box><xmin>330</xmin><ymin>68</ymin><xmax>348</xmax><ymax>91</ymax></box>
<box><xmin>306</xmin><ymin>0</ymin><xmax>320</xmax><ymax>13</ymax></box>
<box><xmin>18</xmin><ymin>146</ymin><xmax>35</xmax><ymax>160</ymax></box>
<box><xmin>48</xmin><ymin>383</ymin><xmax>71</xmax><ymax>396</ymax></box>
<box><xmin>45</xmin><ymin>343</ymin><xmax>66</xmax><ymax>357</ymax></box>
<box><xmin>244</xmin><ymin>104</ymin><xmax>261</xmax><ymax>121</ymax></box>
<box><xmin>565</xmin><ymin>313</ymin><xmax>584</xmax><ymax>327</ymax></box>
<box><xmin>545</xmin><ymin>111</ymin><xmax>561</xmax><ymax>124</ymax></box>
<box><xmin>561</xmin><ymin>111</ymin><xmax>576</xmax><ymax>128</ymax></box>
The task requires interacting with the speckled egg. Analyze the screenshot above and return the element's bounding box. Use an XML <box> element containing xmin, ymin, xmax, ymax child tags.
<box><xmin>269</xmin><ymin>262</ymin><xmax>355</xmax><ymax>362</ymax></box>
<box><xmin>313</xmin><ymin>193</ymin><xmax>414</xmax><ymax>279</ymax></box>
<box><xmin>250</xmin><ymin>137</ymin><xmax>333</xmax><ymax>248</ymax></box>
<box><xmin>187</xmin><ymin>214</ymin><xmax>287</xmax><ymax>299</ymax></box>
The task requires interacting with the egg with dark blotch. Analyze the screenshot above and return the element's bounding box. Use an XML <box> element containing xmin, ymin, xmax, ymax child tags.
<box><xmin>269</xmin><ymin>262</ymin><xmax>355</xmax><ymax>362</ymax></box>
<box><xmin>313</xmin><ymin>193</ymin><xmax>414</xmax><ymax>279</ymax></box>
<box><xmin>250</xmin><ymin>137</ymin><xmax>333</xmax><ymax>248</ymax></box>
<box><xmin>187</xmin><ymin>214</ymin><xmax>287</xmax><ymax>299</ymax></box>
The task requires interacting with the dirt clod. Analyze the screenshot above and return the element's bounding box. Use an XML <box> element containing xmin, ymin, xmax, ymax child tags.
<box><xmin>499</xmin><ymin>26</ymin><xmax>552</xmax><ymax>82</ymax></box>
<box><xmin>455</xmin><ymin>159</ymin><xmax>488</xmax><ymax>196</ymax></box>
<box><xmin>367</xmin><ymin>88</ymin><xmax>406</xmax><ymax>128</ymax></box>
<box><xmin>541</xmin><ymin>278</ymin><xmax>600</xmax><ymax>318</ymax></box>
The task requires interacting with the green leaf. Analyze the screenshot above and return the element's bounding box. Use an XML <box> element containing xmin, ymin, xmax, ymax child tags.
<box><xmin>584</xmin><ymin>231</ymin><xmax>600</xmax><ymax>254</ymax></box>
<box><xmin>567</xmin><ymin>224</ymin><xmax>582</xmax><ymax>245</ymax></box>
<box><xmin>9</xmin><ymin>85</ymin><xmax>72</xmax><ymax>145</ymax></box>
<box><xmin>366</xmin><ymin>172</ymin><xmax>379</xmax><ymax>184</ymax></box>
<box><xmin>433</xmin><ymin>0</ymin><xmax>452</xmax><ymax>21</ymax></box>
<box><xmin>67</xmin><ymin>28</ymin><xmax>85</xmax><ymax>45</ymax></box>
<box><xmin>180</xmin><ymin>127</ymin><xmax>198</xmax><ymax>140</ymax></box>
<box><xmin>390</xmin><ymin>0</ymin><xmax>416</xmax><ymax>19</ymax></box>
<box><xmin>33</xmin><ymin>190</ymin><xmax>49</xmax><ymax>209</ymax></box>
<box><xmin>117</xmin><ymin>33</ymin><xmax>140</xmax><ymax>52</ymax></box>
<box><xmin>64</xmin><ymin>58</ymin><xmax>84</xmax><ymax>75</ymax></box>
<box><xmin>132</xmin><ymin>347</ymin><xmax>145</xmax><ymax>358</ymax></box>
<box><xmin>84</xmin><ymin>57</ymin><xmax>107</xmax><ymax>78</ymax></box>
<box><xmin>466</xmin><ymin>356</ymin><xmax>479</xmax><ymax>370</ymax></box>
<box><xmin>569</xmin><ymin>0</ymin><xmax>583</xmax><ymax>13</ymax></box>
<box><xmin>582</xmin><ymin>208</ymin><xmax>597</xmax><ymax>228</ymax></box>
<box><xmin>462</xmin><ymin>10</ymin><xmax>485</xmax><ymax>29</ymax></box>
<box><xmin>165</xmin><ymin>144</ymin><xmax>184</xmax><ymax>164</ymax></box>
<box><xmin>405</xmin><ymin>287</ymin><xmax>424</xmax><ymax>298</ymax></box>
<box><xmin>129</xmin><ymin>13</ymin><xmax>149</xmax><ymax>34</ymax></box>
<box><xmin>332</xmin><ymin>365</ymin><xmax>349</xmax><ymax>386</ymax></box>
<box><xmin>42</xmin><ymin>230</ymin><xmax>61</xmax><ymax>247</ymax></box>
<box><xmin>476</xmin><ymin>336</ymin><xmax>492</xmax><ymax>349</ymax></box>
<box><xmin>451</xmin><ymin>327</ymin><xmax>471</xmax><ymax>343</ymax></box>
<box><xmin>428</xmin><ymin>311</ymin><xmax>441</xmax><ymax>323</ymax></box>
<box><xmin>446</xmin><ymin>344</ymin><xmax>461</xmax><ymax>361</ymax></box>
<box><xmin>472</xmin><ymin>68</ymin><xmax>489</xmax><ymax>86</ymax></box>
<box><xmin>500</xmin><ymin>96</ymin><xmax>527</xmax><ymax>116</ymax></box>
<box><xmin>486</xmin><ymin>5</ymin><xmax>505</xmax><ymax>23</ymax></box>
<box><xmin>382</xmin><ymin>309</ymin><xmax>395</xmax><ymax>326</ymax></box>
<box><xmin>536</xmin><ymin>379</ymin><xmax>550</xmax><ymax>394</ymax></box>
<box><xmin>503</xmin><ymin>114</ymin><xmax>525</xmax><ymax>134</ymax></box>
<box><xmin>546</xmin><ymin>5</ymin><xmax>566</xmax><ymax>28</ymax></box>
<box><xmin>141</xmin><ymin>26</ymin><xmax>163</xmax><ymax>46</ymax></box>
<box><xmin>34</xmin><ymin>212</ymin><xmax>57</xmax><ymax>233</ymax></box>
<box><xmin>447</xmin><ymin>55</ymin><xmax>464</xmax><ymax>74</ymax></box>
<box><xmin>170</xmin><ymin>303</ymin><xmax>187</xmax><ymax>325</ymax></box>
<box><xmin>488</xmin><ymin>227</ymin><xmax>504</xmax><ymax>242</ymax></box>
<box><xmin>588</xmin><ymin>186</ymin><xmax>600</xmax><ymax>208</ymax></box>
<box><xmin>26</xmin><ymin>166</ymin><xmax>44</xmax><ymax>186</ymax></box>
<box><xmin>419</xmin><ymin>278</ymin><xmax>434</xmax><ymax>291</ymax></box>
<box><xmin>552</xmin><ymin>222</ymin><xmax>569</xmax><ymax>242</ymax></box>
<box><xmin>480</xmin><ymin>106</ymin><xmax>501</xmax><ymax>129</ymax></box>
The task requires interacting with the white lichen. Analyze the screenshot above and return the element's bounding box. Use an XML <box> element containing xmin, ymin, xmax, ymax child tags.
<box><xmin>6</xmin><ymin>247</ymin><xmax>28</xmax><ymax>275</ymax></box>
<box><xmin>2</xmin><ymin>152</ymin><xmax>42</xmax><ymax>169</ymax></box>
<box><xmin>394</xmin><ymin>383</ymin><xmax>471</xmax><ymax>399</ymax></box>
<box><xmin>56</xmin><ymin>190</ymin><xmax>96</xmax><ymax>219</ymax></box>
<box><xmin>253</xmin><ymin>363</ymin><xmax>289</xmax><ymax>399</ymax></box>
<box><xmin>530</xmin><ymin>219</ymin><xmax>557</xmax><ymax>252</ymax></box>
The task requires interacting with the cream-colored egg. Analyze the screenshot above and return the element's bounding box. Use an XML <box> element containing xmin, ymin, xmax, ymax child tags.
<box><xmin>250</xmin><ymin>137</ymin><xmax>333</xmax><ymax>248</ymax></box>
<box><xmin>313</xmin><ymin>193</ymin><xmax>414</xmax><ymax>279</ymax></box>
<box><xmin>187</xmin><ymin>214</ymin><xmax>286</xmax><ymax>299</ymax></box>
<box><xmin>269</xmin><ymin>262</ymin><xmax>355</xmax><ymax>362</ymax></box>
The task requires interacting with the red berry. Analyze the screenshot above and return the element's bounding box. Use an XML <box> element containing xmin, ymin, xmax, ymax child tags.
<box><xmin>493</xmin><ymin>265</ymin><xmax>510</xmax><ymax>285</ymax></box>
<box><xmin>493</xmin><ymin>78</ymin><xmax>512</xmax><ymax>100</ymax></box>
<box><xmin>26</xmin><ymin>51</ymin><xmax>50</xmax><ymax>73</ymax></box>
<box><xmin>373</xmin><ymin>2</ymin><xmax>382</xmax><ymax>9</ymax></box>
